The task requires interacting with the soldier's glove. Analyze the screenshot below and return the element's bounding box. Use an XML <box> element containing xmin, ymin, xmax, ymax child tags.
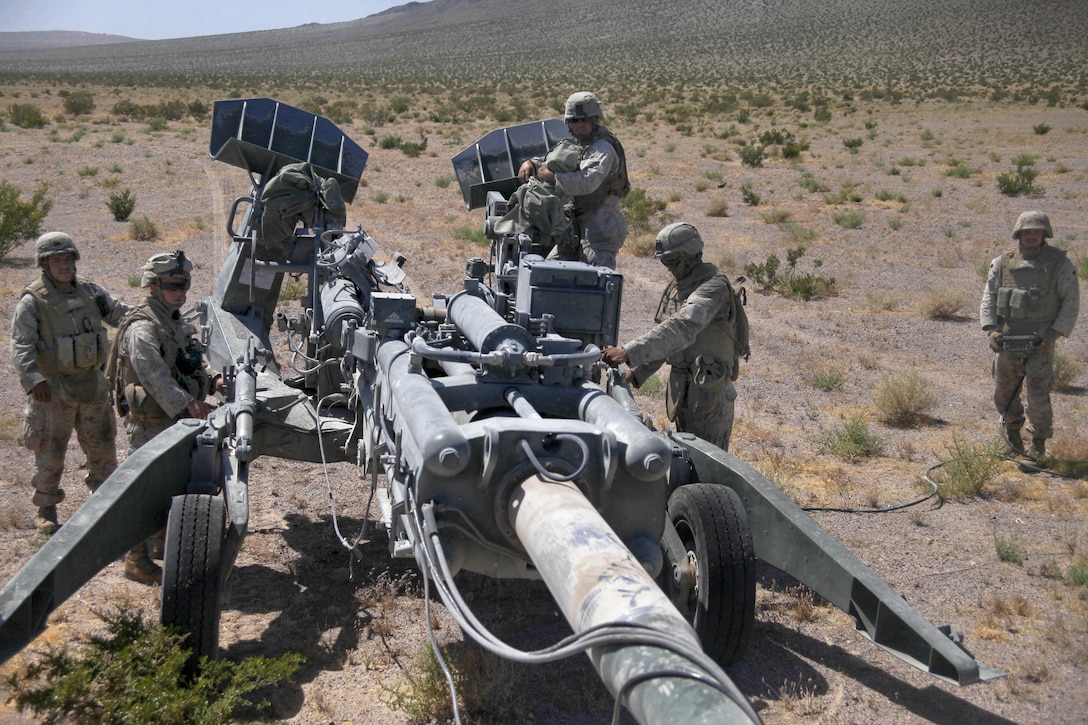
<box><xmin>987</xmin><ymin>330</ymin><xmax>1004</xmax><ymax>353</ymax></box>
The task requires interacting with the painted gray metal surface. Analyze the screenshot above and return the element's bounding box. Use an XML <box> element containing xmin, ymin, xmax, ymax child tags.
<box><xmin>674</xmin><ymin>432</ymin><xmax>1005</xmax><ymax>685</ymax></box>
<box><xmin>0</xmin><ymin>421</ymin><xmax>202</xmax><ymax>661</ymax></box>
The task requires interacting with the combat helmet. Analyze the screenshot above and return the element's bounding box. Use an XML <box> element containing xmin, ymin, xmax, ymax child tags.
<box><xmin>564</xmin><ymin>92</ymin><xmax>604</xmax><ymax>121</ymax></box>
<box><xmin>35</xmin><ymin>232</ymin><xmax>80</xmax><ymax>264</ymax></box>
<box><xmin>1012</xmin><ymin>211</ymin><xmax>1052</xmax><ymax>240</ymax></box>
<box><xmin>654</xmin><ymin>222</ymin><xmax>704</xmax><ymax>257</ymax></box>
<box><xmin>141</xmin><ymin>250</ymin><xmax>193</xmax><ymax>288</ymax></box>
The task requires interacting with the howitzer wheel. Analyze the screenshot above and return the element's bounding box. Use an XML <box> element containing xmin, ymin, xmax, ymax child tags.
<box><xmin>161</xmin><ymin>494</ymin><xmax>225</xmax><ymax>666</ymax></box>
<box><xmin>664</xmin><ymin>483</ymin><xmax>756</xmax><ymax>665</ymax></box>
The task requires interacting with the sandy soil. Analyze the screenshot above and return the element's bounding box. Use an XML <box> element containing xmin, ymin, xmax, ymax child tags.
<box><xmin>0</xmin><ymin>91</ymin><xmax>1086</xmax><ymax>724</ymax></box>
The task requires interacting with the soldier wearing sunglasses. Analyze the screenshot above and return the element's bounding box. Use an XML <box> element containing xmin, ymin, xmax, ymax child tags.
<box><xmin>107</xmin><ymin>250</ymin><xmax>222</xmax><ymax>583</ymax></box>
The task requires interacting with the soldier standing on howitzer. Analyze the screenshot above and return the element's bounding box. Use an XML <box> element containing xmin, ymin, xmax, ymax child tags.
<box><xmin>980</xmin><ymin>211</ymin><xmax>1079</xmax><ymax>459</ymax></box>
<box><xmin>601</xmin><ymin>223</ymin><xmax>749</xmax><ymax>450</ymax></box>
<box><xmin>11</xmin><ymin>232</ymin><xmax>133</xmax><ymax>534</ymax></box>
<box><xmin>517</xmin><ymin>91</ymin><xmax>630</xmax><ymax>269</ymax></box>
<box><xmin>107</xmin><ymin>250</ymin><xmax>223</xmax><ymax>584</ymax></box>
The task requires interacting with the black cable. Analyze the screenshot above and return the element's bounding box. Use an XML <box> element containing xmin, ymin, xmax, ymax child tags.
<box><xmin>801</xmin><ymin>475</ymin><xmax>939</xmax><ymax>514</ymax></box>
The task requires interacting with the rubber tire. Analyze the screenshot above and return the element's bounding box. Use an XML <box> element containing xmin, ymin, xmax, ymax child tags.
<box><xmin>161</xmin><ymin>494</ymin><xmax>225</xmax><ymax>666</ymax></box>
<box><xmin>665</xmin><ymin>483</ymin><xmax>756</xmax><ymax>665</ymax></box>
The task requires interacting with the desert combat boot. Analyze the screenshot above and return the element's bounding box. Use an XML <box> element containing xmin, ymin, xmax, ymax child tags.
<box><xmin>124</xmin><ymin>546</ymin><xmax>162</xmax><ymax>585</ymax></box>
<box><xmin>1005</xmin><ymin>428</ymin><xmax>1024</xmax><ymax>454</ymax></box>
<box><xmin>36</xmin><ymin>505</ymin><xmax>59</xmax><ymax>535</ymax></box>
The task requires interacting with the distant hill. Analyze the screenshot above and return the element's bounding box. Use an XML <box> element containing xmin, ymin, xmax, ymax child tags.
<box><xmin>0</xmin><ymin>30</ymin><xmax>139</xmax><ymax>51</ymax></box>
<box><xmin>0</xmin><ymin>0</ymin><xmax>1084</xmax><ymax>94</ymax></box>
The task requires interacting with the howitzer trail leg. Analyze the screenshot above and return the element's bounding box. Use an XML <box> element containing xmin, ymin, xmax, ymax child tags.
<box><xmin>0</xmin><ymin>421</ymin><xmax>204</xmax><ymax>663</ymax></box>
<box><xmin>673</xmin><ymin>432</ymin><xmax>1005</xmax><ymax>685</ymax></box>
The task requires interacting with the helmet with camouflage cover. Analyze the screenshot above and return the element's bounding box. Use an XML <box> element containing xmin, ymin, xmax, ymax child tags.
<box><xmin>654</xmin><ymin>222</ymin><xmax>704</xmax><ymax>257</ymax></box>
<box><xmin>141</xmin><ymin>249</ymin><xmax>193</xmax><ymax>287</ymax></box>
<box><xmin>1012</xmin><ymin>211</ymin><xmax>1052</xmax><ymax>240</ymax></box>
<box><xmin>564</xmin><ymin>91</ymin><xmax>604</xmax><ymax>121</ymax></box>
<box><xmin>35</xmin><ymin>232</ymin><xmax>80</xmax><ymax>264</ymax></box>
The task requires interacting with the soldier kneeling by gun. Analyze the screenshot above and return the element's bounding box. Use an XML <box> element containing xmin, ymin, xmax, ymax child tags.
<box><xmin>980</xmin><ymin>211</ymin><xmax>1079</xmax><ymax>459</ymax></box>
<box><xmin>107</xmin><ymin>250</ymin><xmax>224</xmax><ymax>583</ymax></box>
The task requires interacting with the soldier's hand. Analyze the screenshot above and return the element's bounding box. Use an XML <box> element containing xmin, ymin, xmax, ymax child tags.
<box><xmin>517</xmin><ymin>160</ymin><xmax>537</xmax><ymax>182</ymax></box>
<box><xmin>987</xmin><ymin>330</ymin><xmax>1004</xmax><ymax>353</ymax></box>
<box><xmin>186</xmin><ymin>399</ymin><xmax>214</xmax><ymax>420</ymax></box>
<box><xmin>601</xmin><ymin>346</ymin><xmax>627</xmax><ymax>366</ymax></box>
<box><xmin>30</xmin><ymin>381</ymin><xmax>51</xmax><ymax>403</ymax></box>
<box><xmin>536</xmin><ymin>165</ymin><xmax>556</xmax><ymax>184</ymax></box>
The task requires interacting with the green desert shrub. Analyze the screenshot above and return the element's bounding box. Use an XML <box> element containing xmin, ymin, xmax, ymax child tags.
<box><xmin>744</xmin><ymin>245</ymin><xmax>834</xmax><ymax>301</ymax></box>
<box><xmin>873</xmin><ymin>370</ymin><xmax>937</xmax><ymax>427</ymax></box>
<box><xmin>621</xmin><ymin>187</ymin><xmax>668</xmax><ymax>234</ymax></box>
<box><xmin>809</xmin><ymin>367</ymin><xmax>846</xmax><ymax>392</ymax></box>
<box><xmin>739</xmin><ymin>144</ymin><xmax>764</xmax><ymax>168</ymax></box>
<box><xmin>62</xmin><ymin>90</ymin><xmax>96</xmax><ymax>116</ymax></box>
<box><xmin>994</xmin><ymin>529</ymin><xmax>1026</xmax><ymax>565</ymax></box>
<box><xmin>832</xmin><ymin>211</ymin><xmax>865</xmax><ymax>229</ymax></box>
<box><xmin>931</xmin><ymin>434</ymin><xmax>1002</xmax><ymax>499</ymax></box>
<box><xmin>8</xmin><ymin>103</ymin><xmax>46</xmax><ymax>128</ymax></box>
<box><xmin>107</xmin><ymin>189</ymin><xmax>136</xmax><ymax>221</ymax></box>
<box><xmin>814</xmin><ymin>415</ymin><xmax>884</xmax><ymax>461</ymax></box>
<box><xmin>997</xmin><ymin>156</ymin><xmax>1041</xmax><ymax>196</ymax></box>
<box><xmin>0</xmin><ymin>180</ymin><xmax>53</xmax><ymax>261</ymax></box>
<box><xmin>7</xmin><ymin>606</ymin><xmax>302</xmax><ymax>725</ymax></box>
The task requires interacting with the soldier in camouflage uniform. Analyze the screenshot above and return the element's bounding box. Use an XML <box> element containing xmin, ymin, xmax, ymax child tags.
<box><xmin>980</xmin><ymin>211</ymin><xmax>1079</xmax><ymax>458</ymax></box>
<box><xmin>517</xmin><ymin>91</ymin><xmax>629</xmax><ymax>269</ymax></box>
<box><xmin>602</xmin><ymin>223</ymin><xmax>748</xmax><ymax>450</ymax></box>
<box><xmin>11</xmin><ymin>232</ymin><xmax>131</xmax><ymax>533</ymax></box>
<box><xmin>110</xmin><ymin>250</ymin><xmax>220</xmax><ymax>583</ymax></box>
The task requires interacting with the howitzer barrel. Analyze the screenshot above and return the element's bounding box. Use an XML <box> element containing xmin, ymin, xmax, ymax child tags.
<box><xmin>377</xmin><ymin>340</ymin><xmax>469</xmax><ymax>476</ymax></box>
<box><xmin>509</xmin><ymin>474</ymin><xmax>760</xmax><ymax>724</ymax></box>
<box><xmin>446</xmin><ymin>290</ymin><xmax>535</xmax><ymax>355</ymax></box>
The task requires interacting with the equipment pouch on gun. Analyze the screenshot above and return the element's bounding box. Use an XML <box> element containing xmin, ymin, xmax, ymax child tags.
<box><xmin>123</xmin><ymin>383</ymin><xmax>169</xmax><ymax>423</ymax></box>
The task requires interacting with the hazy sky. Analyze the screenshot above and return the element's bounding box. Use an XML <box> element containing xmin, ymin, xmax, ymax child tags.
<box><xmin>0</xmin><ymin>0</ymin><xmax>405</xmax><ymax>40</ymax></box>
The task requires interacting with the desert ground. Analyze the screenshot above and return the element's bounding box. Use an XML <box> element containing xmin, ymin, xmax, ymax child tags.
<box><xmin>0</xmin><ymin>84</ymin><xmax>1086</xmax><ymax>724</ymax></box>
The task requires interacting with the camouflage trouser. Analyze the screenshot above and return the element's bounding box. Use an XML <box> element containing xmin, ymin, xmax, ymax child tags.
<box><xmin>574</xmin><ymin>202</ymin><xmax>626</xmax><ymax>270</ymax></box>
<box><xmin>674</xmin><ymin>379</ymin><xmax>738</xmax><ymax>451</ymax></box>
<box><xmin>23</xmin><ymin>393</ymin><xmax>117</xmax><ymax>507</ymax></box>
<box><xmin>123</xmin><ymin>417</ymin><xmax>174</xmax><ymax>454</ymax></box>
<box><xmin>580</xmin><ymin>241</ymin><xmax>619</xmax><ymax>271</ymax></box>
<box><xmin>992</xmin><ymin>348</ymin><xmax>1055</xmax><ymax>439</ymax></box>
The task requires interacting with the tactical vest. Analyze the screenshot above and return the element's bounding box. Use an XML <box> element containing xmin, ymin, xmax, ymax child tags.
<box><xmin>571</xmin><ymin>126</ymin><xmax>630</xmax><ymax>215</ymax></box>
<box><xmin>655</xmin><ymin>263</ymin><xmax>746</xmax><ymax>380</ymax></box>
<box><xmin>995</xmin><ymin>246</ymin><xmax>1066</xmax><ymax>336</ymax></box>
<box><xmin>107</xmin><ymin>299</ymin><xmax>206</xmax><ymax>422</ymax></box>
<box><xmin>22</xmin><ymin>277</ymin><xmax>109</xmax><ymax>377</ymax></box>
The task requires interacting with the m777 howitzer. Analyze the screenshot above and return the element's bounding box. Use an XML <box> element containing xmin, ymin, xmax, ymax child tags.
<box><xmin>0</xmin><ymin>100</ymin><xmax>1002</xmax><ymax>724</ymax></box>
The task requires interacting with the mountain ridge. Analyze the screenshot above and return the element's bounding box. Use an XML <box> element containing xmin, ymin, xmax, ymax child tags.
<box><xmin>0</xmin><ymin>0</ymin><xmax>1085</xmax><ymax>93</ymax></box>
